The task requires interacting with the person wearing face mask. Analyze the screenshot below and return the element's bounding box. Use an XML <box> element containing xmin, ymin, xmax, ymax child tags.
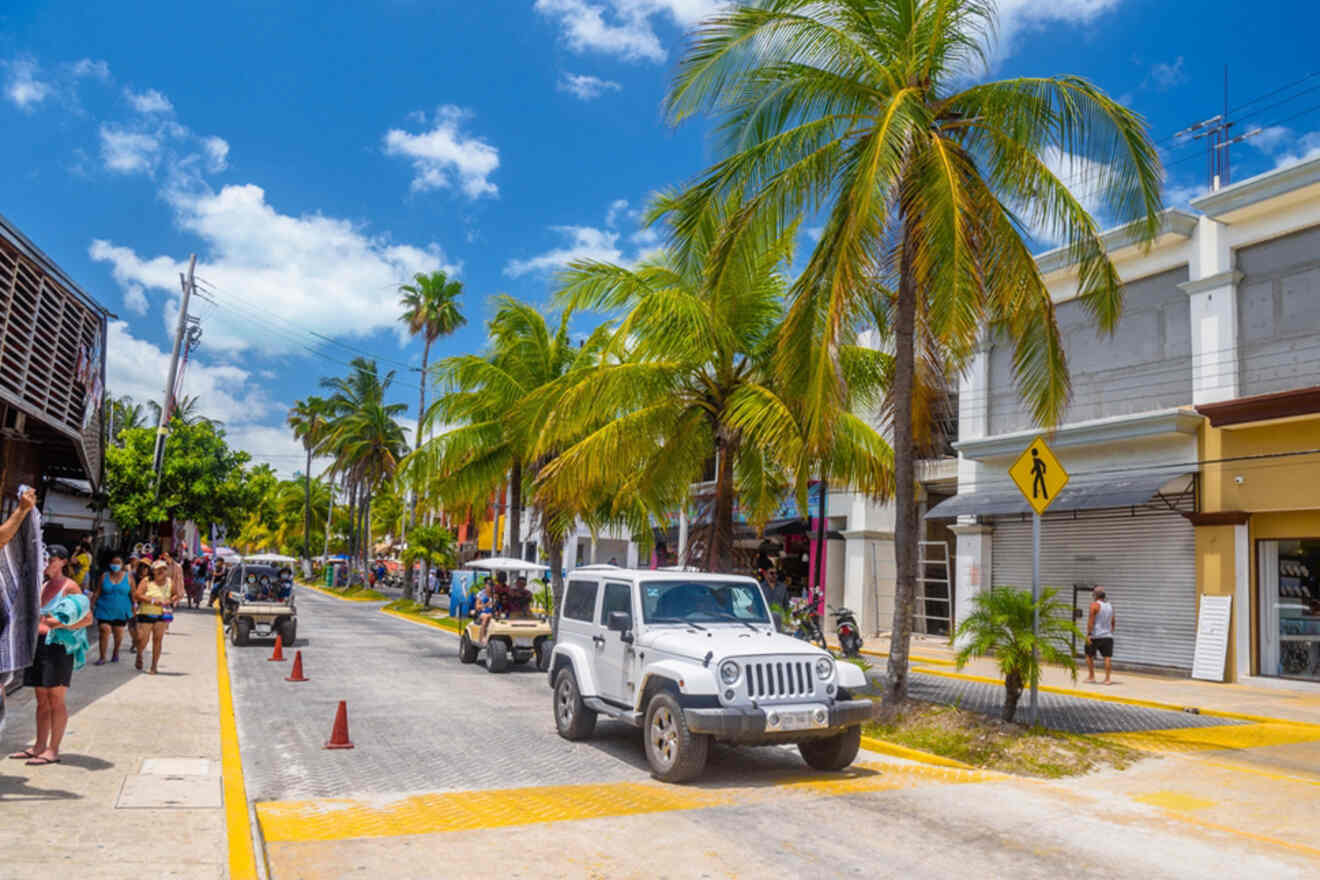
<box><xmin>90</xmin><ymin>554</ymin><xmax>133</xmax><ymax>664</ymax></box>
<box><xmin>274</xmin><ymin>567</ymin><xmax>294</xmax><ymax>600</ymax></box>
<box><xmin>7</xmin><ymin>544</ymin><xmax>92</xmax><ymax>766</ymax></box>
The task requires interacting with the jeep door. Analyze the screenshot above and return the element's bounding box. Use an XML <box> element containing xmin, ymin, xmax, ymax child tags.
<box><xmin>595</xmin><ymin>580</ymin><xmax>636</xmax><ymax>706</ymax></box>
<box><xmin>560</xmin><ymin>577</ymin><xmax>601</xmax><ymax>691</ymax></box>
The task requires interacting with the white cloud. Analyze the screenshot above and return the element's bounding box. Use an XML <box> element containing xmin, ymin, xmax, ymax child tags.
<box><xmin>91</xmin><ymin>182</ymin><xmax>457</xmax><ymax>353</ymax></box>
<box><xmin>202</xmin><ymin>136</ymin><xmax>230</xmax><ymax>172</ymax></box>
<box><xmin>125</xmin><ymin>87</ymin><xmax>173</xmax><ymax>114</ymax></box>
<box><xmin>1249</xmin><ymin>125</ymin><xmax>1292</xmax><ymax>154</ymax></box>
<box><xmin>1270</xmin><ymin>131</ymin><xmax>1320</xmax><ymax>171</ymax></box>
<box><xmin>992</xmin><ymin>0</ymin><xmax>1124</xmax><ymax>59</ymax></box>
<box><xmin>504</xmin><ymin>225</ymin><xmax>623</xmax><ymax>277</ymax></box>
<box><xmin>605</xmin><ymin>198</ymin><xmax>631</xmax><ymax>227</ymax></box>
<box><xmin>70</xmin><ymin>58</ymin><xmax>111</xmax><ymax>81</ymax></box>
<box><xmin>99</xmin><ymin>125</ymin><xmax>162</xmax><ymax>174</ymax></box>
<box><xmin>123</xmin><ymin>283</ymin><xmax>150</xmax><ymax>316</ymax></box>
<box><xmin>1146</xmin><ymin>57</ymin><xmax>1186</xmax><ymax>91</ymax></box>
<box><xmin>559</xmin><ymin>72</ymin><xmax>623</xmax><ymax>100</ymax></box>
<box><xmin>535</xmin><ymin>0</ymin><xmax>726</xmax><ymax>63</ymax></box>
<box><xmin>383</xmin><ymin>106</ymin><xmax>500</xmax><ymax>199</ymax></box>
<box><xmin>3</xmin><ymin>58</ymin><xmax>52</xmax><ymax>110</ymax></box>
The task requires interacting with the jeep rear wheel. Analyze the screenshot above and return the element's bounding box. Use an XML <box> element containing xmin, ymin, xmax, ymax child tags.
<box><xmin>553</xmin><ymin>668</ymin><xmax>596</xmax><ymax>740</ymax></box>
<box><xmin>643</xmin><ymin>692</ymin><xmax>708</xmax><ymax>783</ymax></box>
<box><xmin>798</xmin><ymin>724</ymin><xmax>861</xmax><ymax>771</ymax></box>
<box><xmin>458</xmin><ymin>632</ymin><xmax>478</xmax><ymax>664</ymax></box>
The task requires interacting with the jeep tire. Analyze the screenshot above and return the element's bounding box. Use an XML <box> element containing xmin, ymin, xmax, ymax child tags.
<box><xmin>798</xmin><ymin>724</ymin><xmax>861</xmax><ymax>771</ymax></box>
<box><xmin>487</xmin><ymin>638</ymin><xmax>510</xmax><ymax>673</ymax></box>
<box><xmin>458</xmin><ymin>632</ymin><xmax>478</xmax><ymax>664</ymax></box>
<box><xmin>553</xmin><ymin>668</ymin><xmax>596</xmax><ymax>740</ymax></box>
<box><xmin>643</xmin><ymin>691</ymin><xmax>709</xmax><ymax>783</ymax></box>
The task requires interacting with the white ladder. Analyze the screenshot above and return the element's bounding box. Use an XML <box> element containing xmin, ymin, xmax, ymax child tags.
<box><xmin>915</xmin><ymin>540</ymin><xmax>952</xmax><ymax>636</ymax></box>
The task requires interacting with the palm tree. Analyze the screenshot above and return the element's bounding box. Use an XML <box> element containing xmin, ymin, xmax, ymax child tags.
<box><xmin>954</xmin><ymin>586</ymin><xmax>1080</xmax><ymax>722</ymax></box>
<box><xmin>147</xmin><ymin>394</ymin><xmax>213</xmax><ymax>427</ymax></box>
<box><xmin>288</xmin><ymin>396</ymin><xmax>331</xmax><ymax>561</ymax></box>
<box><xmin>400</xmin><ymin>271</ymin><xmax>467</xmax><ymax>514</ymax></box>
<box><xmin>107</xmin><ymin>394</ymin><xmax>148</xmax><ymax>446</ymax></box>
<box><xmin>664</xmin><ymin>0</ymin><xmax>1163</xmax><ymax>705</ymax></box>
<box><xmin>537</xmin><ymin>192</ymin><xmax>893</xmax><ymax>572</ymax></box>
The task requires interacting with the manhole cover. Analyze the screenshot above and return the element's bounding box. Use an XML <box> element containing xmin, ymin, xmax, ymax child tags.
<box><xmin>141</xmin><ymin>758</ymin><xmax>213</xmax><ymax>776</ymax></box>
<box><xmin>116</xmin><ymin>774</ymin><xmax>222</xmax><ymax>809</ymax></box>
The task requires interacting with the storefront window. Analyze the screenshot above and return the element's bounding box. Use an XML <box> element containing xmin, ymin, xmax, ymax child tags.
<box><xmin>1260</xmin><ymin>540</ymin><xmax>1320</xmax><ymax>681</ymax></box>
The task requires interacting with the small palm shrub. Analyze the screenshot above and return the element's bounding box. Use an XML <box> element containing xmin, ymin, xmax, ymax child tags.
<box><xmin>954</xmin><ymin>587</ymin><xmax>1082</xmax><ymax>723</ymax></box>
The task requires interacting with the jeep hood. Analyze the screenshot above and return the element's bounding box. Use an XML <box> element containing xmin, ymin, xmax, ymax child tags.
<box><xmin>642</xmin><ymin>626</ymin><xmax>826</xmax><ymax>661</ymax></box>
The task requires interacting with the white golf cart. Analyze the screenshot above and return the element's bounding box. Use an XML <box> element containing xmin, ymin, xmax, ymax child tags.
<box><xmin>457</xmin><ymin>557</ymin><xmax>554</xmax><ymax>673</ymax></box>
<box><xmin>223</xmin><ymin>553</ymin><xmax>299</xmax><ymax>647</ymax></box>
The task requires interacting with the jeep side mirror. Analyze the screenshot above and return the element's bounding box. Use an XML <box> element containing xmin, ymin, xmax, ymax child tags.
<box><xmin>607</xmin><ymin>611</ymin><xmax>632</xmax><ymax>633</ymax></box>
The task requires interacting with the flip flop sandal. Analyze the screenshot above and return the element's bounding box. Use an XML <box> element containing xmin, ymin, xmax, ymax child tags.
<box><xmin>93</xmin><ymin>659</ymin><xmax>107</xmax><ymax>666</ymax></box>
<box><xmin>8</xmin><ymin>749</ymin><xmax>38</xmax><ymax>760</ymax></box>
<box><xmin>25</xmin><ymin>756</ymin><xmax>60</xmax><ymax>766</ymax></box>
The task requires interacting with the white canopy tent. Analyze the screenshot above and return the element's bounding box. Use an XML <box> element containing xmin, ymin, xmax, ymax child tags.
<box><xmin>464</xmin><ymin>557</ymin><xmax>549</xmax><ymax>574</ymax></box>
<box><xmin>243</xmin><ymin>553</ymin><xmax>298</xmax><ymax>565</ymax></box>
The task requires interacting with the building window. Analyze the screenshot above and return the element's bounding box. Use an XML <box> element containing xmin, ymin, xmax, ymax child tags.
<box><xmin>1259</xmin><ymin>539</ymin><xmax>1320</xmax><ymax>681</ymax></box>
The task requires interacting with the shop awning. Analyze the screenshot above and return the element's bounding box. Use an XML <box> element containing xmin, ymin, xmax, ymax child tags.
<box><xmin>924</xmin><ymin>468</ymin><xmax>1193</xmax><ymax>519</ymax></box>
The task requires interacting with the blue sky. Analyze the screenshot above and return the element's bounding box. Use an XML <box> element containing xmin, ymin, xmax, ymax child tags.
<box><xmin>1</xmin><ymin>0</ymin><xmax>1315</xmax><ymax>474</ymax></box>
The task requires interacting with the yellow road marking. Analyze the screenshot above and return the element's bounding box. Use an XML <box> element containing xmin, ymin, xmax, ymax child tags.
<box><xmin>1150</xmin><ymin>811</ymin><xmax>1320</xmax><ymax>861</ymax></box>
<box><xmin>859</xmin><ymin>735</ymin><xmax>979</xmax><ymax>770</ymax></box>
<box><xmin>216</xmin><ymin>616</ymin><xmax>259</xmax><ymax>880</ymax></box>
<box><xmin>1133</xmin><ymin>791</ymin><xmax>1216</xmax><ymax>811</ymax></box>
<box><xmin>1103</xmin><ymin>722</ymin><xmax>1320</xmax><ymax>754</ymax></box>
<box><xmin>379</xmin><ymin>606</ymin><xmax>461</xmax><ymax>635</ymax></box>
<box><xmin>257</xmin><ymin>763</ymin><xmax>989</xmax><ymax>844</ymax></box>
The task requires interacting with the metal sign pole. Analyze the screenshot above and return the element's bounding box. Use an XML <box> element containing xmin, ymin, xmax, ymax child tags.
<box><xmin>1030</xmin><ymin>510</ymin><xmax>1040</xmax><ymax>726</ymax></box>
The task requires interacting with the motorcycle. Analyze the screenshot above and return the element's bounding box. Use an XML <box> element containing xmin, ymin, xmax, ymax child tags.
<box><xmin>831</xmin><ymin>605</ymin><xmax>863</xmax><ymax>657</ymax></box>
<box><xmin>786</xmin><ymin>591</ymin><xmax>827</xmax><ymax>651</ymax></box>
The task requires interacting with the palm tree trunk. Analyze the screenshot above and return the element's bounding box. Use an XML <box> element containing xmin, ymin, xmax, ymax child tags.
<box><xmin>508</xmin><ymin>460</ymin><xmax>522</xmax><ymax>561</ymax></box>
<box><xmin>547</xmin><ymin>529</ymin><xmax>565</xmax><ymax>640</ymax></box>
<box><xmin>364</xmin><ymin>489</ymin><xmax>373</xmax><ymax>581</ymax></box>
<box><xmin>405</xmin><ymin>339</ymin><xmax>431</xmax><ymax>600</ymax></box>
<box><xmin>1003</xmin><ymin>670</ymin><xmax>1024</xmax><ymax>723</ymax></box>
<box><xmin>709</xmin><ymin>438</ymin><xmax>735</xmax><ymax>572</ymax></box>
<box><xmin>302</xmin><ymin>445</ymin><xmax>312</xmax><ymax>562</ymax></box>
<box><xmin>813</xmin><ymin>473</ymin><xmax>828</xmax><ymax>605</ymax></box>
<box><xmin>883</xmin><ymin>229</ymin><xmax>919</xmax><ymax>708</ymax></box>
<box><xmin>323</xmin><ymin>483</ymin><xmax>334</xmax><ymax>559</ymax></box>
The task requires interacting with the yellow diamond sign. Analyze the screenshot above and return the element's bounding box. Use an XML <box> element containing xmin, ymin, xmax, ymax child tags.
<box><xmin>1009</xmin><ymin>437</ymin><xmax>1069</xmax><ymax>516</ymax></box>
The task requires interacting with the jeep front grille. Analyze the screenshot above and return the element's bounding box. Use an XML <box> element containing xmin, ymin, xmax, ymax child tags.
<box><xmin>744</xmin><ymin>659</ymin><xmax>816</xmax><ymax>701</ymax></box>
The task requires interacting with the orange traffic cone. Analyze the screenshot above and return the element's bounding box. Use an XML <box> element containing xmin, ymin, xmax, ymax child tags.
<box><xmin>325</xmin><ymin>700</ymin><xmax>354</xmax><ymax>749</ymax></box>
<box><xmin>268</xmin><ymin>634</ymin><xmax>285</xmax><ymax>661</ymax></box>
<box><xmin>285</xmin><ymin>650</ymin><xmax>308</xmax><ymax>682</ymax></box>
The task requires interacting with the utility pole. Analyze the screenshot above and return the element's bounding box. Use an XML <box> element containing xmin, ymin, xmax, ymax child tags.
<box><xmin>153</xmin><ymin>254</ymin><xmax>197</xmax><ymax>489</ymax></box>
<box><xmin>1177</xmin><ymin>67</ymin><xmax>1261</xmax><ymax>192</ymax></box>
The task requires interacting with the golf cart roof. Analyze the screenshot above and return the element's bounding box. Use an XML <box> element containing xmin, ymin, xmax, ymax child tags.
<box><xmin>244</xmin><ymin>553</ymin><xmax>298</xmax><ymax>565</ymax></box>
<box><xmin>465</xmin><ymin>557</ymin><xmax>549</xmax><ymax>573</ymax></box>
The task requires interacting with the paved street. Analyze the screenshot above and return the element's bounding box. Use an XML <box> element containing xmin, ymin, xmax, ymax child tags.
<box><xmin>225</xmin><ymin>589</ymin><xmax>1320</xmax><ymax>879</ymax></box>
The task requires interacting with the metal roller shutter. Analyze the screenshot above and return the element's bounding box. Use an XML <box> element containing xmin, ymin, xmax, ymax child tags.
<box><xmin>990</xmin><ymin>512</ymin><xmax>1196</xmax><ymax>671</ymax></box>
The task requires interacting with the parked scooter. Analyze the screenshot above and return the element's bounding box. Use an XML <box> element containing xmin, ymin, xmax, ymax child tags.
<box><xmin>787</xmin><ymin>590</ymin><xmax>827</xmax><ymax>651</ymax></box>
<box><xmin>830</xmin><ymin>605</ymin><xmax>863</xmax><ymax>657</ymax></box>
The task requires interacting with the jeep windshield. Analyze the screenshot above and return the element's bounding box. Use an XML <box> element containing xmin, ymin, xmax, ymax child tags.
<box><xmin>642</xmin><ymin>580</ymin><xmax>771</xmax><ymax>625</ymax></box>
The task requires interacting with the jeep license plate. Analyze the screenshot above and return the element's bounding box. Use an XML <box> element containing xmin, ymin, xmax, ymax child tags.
<box><xmin>775</xmin><ymin>709</ymin><xmax>824</xmax><ymax>731</ymax></box>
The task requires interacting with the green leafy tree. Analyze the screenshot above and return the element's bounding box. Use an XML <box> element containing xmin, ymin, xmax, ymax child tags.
<box><xmin>665</xmin><ymin>0</ymin><xmax>1162</xmax><ymax>705</ymax></box>
<box><xmin>954</xmin><ymin>587</ymin><xmax>1081</xmax><ymax>723</ymax></box>
<box><xmin>400</xmin><ymin>523</ymin><xmax>456</xmax><ymax>591</ymax></box>
<box><xmin>107</xmin><ymin>393</ymin><xmax>148</xmax><ymax>446</ymax></box>
<box><xmin>104</xmin><ymin>421</ymin><xmax>256</xmax><ymax>540</ymax></box>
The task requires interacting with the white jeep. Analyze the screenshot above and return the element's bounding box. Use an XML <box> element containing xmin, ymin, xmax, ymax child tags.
<box><xmin>548</xmin><ymin>567</ymin><xmax>873</xmax><ymax>783</ymax></box>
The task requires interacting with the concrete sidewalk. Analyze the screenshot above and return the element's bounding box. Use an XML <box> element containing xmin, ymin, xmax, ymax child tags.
<box><xmin>850</xmin><ymin>633</ymin><xmax>1320</xmax><ymax>725</ymax></box>
<box><xmin>0</xmin><ymin>607</ymin><xmax>226</xmax><ymax>879</ymax></box>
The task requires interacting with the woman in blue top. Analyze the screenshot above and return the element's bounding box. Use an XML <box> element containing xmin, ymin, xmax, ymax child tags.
<box><xmin>90</xmin><ymin>554</ymin><xmax>132</xmax><ymax>665</ymax></box>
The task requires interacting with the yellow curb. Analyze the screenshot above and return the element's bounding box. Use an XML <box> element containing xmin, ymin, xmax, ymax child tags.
<box><xmin>834</xmin><ymin>645</ymin><xmax>956</xmax><ymax>667</ymax></box>
<box><xmin>910</xmin><ymin>665</ymin><xmax>1320</xmax><ymax>729</ymax></box>
<box><xmin>299</xmin><ymin>581</ymin><xmax>385</xmax><ymax>602</ymax></box>
<box><xmin>859</xmin><ymin>735</ymin><xmax>978</xmax><ymax>770</ymax></box>
<box><xmin>216</xmin><ymin>616</ymin><xmax>259</xmax><ymax>880</ymax></box>
<box><xmin>380</xmin><ymin>606</ymin><xmax>462</xmax><ymax>635</ymax></box>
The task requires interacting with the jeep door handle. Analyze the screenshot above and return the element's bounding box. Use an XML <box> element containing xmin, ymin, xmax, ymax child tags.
<box><xmin>592</xmin><ymin>635</ymin><xmax>605</xmax><ymax>645</ymax></box>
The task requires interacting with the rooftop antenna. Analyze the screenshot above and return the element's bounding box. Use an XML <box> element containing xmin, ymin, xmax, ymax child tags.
<box><xmin>1176</xmin><ymin>67</ymin><xmax>1264</xmax><ymax>191</ymax></box>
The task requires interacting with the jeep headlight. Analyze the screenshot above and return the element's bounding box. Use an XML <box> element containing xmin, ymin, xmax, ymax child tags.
<box><xmin>719</xmin><ymin>660</ymin><xmax>740</xmax><ymax>685</ymax></box>
<box><xmin>815</xmin><ymin>656</ymin><xmax>835</xmax><ymax>679</ymax></box>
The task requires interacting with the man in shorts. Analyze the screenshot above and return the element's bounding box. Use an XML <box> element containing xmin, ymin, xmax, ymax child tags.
<box><xmin>1085</xmin><ymin>586</ymin><xmax>1116</xmax><ymax>684</ymax></box>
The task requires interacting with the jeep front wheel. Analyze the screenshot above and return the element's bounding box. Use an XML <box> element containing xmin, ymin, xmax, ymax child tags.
<box><xmin>798</xmin><ymin>725</ymin><xmax>861</xmax><ymax>771</ymax></box>
<box><xmin>553</xmin><ymin>668</ymin><xmax>596</xmax><ymax>740</ymax></box>
<box><xmin>643</xmin><ymin>692</ymin><xmax>709</xmax><ymax>783</ymax></box>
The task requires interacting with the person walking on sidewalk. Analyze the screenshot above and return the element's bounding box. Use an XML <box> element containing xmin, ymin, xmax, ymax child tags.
<box><xmin>1085</xmin><ymin>586</ymin><xmax>1116</xmax><ymax>685</ymax></box>
<box><xmin>132</xmin><ymin>560</ymin><xmax>181</xmax><ymax>674</ymax></box>
<box><xmin>90</xmin><ymin>554</ymin><xmax>133</xmax><ymax>665</ymax></box>
<box><xmin>8</xmin><ymin>545</ymin><xmax>92</xmax><ymax>766</ymax></box>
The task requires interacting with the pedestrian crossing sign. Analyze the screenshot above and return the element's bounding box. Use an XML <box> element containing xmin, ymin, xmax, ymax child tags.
<box><xmin>1009</xmin><ymin>437</ymin><xmax>1069</xmax><ymax>516</ymax></box>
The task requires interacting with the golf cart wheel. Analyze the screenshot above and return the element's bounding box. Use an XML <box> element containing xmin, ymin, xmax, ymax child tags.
<box><xmin>279</xmin><ymin>619</ymin><xmax>297</xmax><ymax>647</ymax></box>
<box><xmin>553</xmin><ymin>668</ymin><xmax>596</xmax><ymax>740</ymax></box>
<box><xmin>234</xmin><ymin>618</ymin><xmax>252</xmax><ymax>647</ymax></box>
<box><xmin>458</xmin><ymin>632</ymin><xmax>478</xmax><ymax>664</ymax></box>
<box><xmin>799</xmin><ymin>725</ymin><xmax>861</xmax><ymax>771</ymax></box>
<box><xmin>487</xmin><ymin>638</ymin><xmax>510</xmax><ymax>673</ymax></box>
<box><xmin>643</xmin><ymin>691</ymin><xmax>709</xmax><ymax>783</ymax></box>
<box><xmin>535</xmin><ymin>639</ymin><xmax>553</xmax><ymax>672</ymax></box>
